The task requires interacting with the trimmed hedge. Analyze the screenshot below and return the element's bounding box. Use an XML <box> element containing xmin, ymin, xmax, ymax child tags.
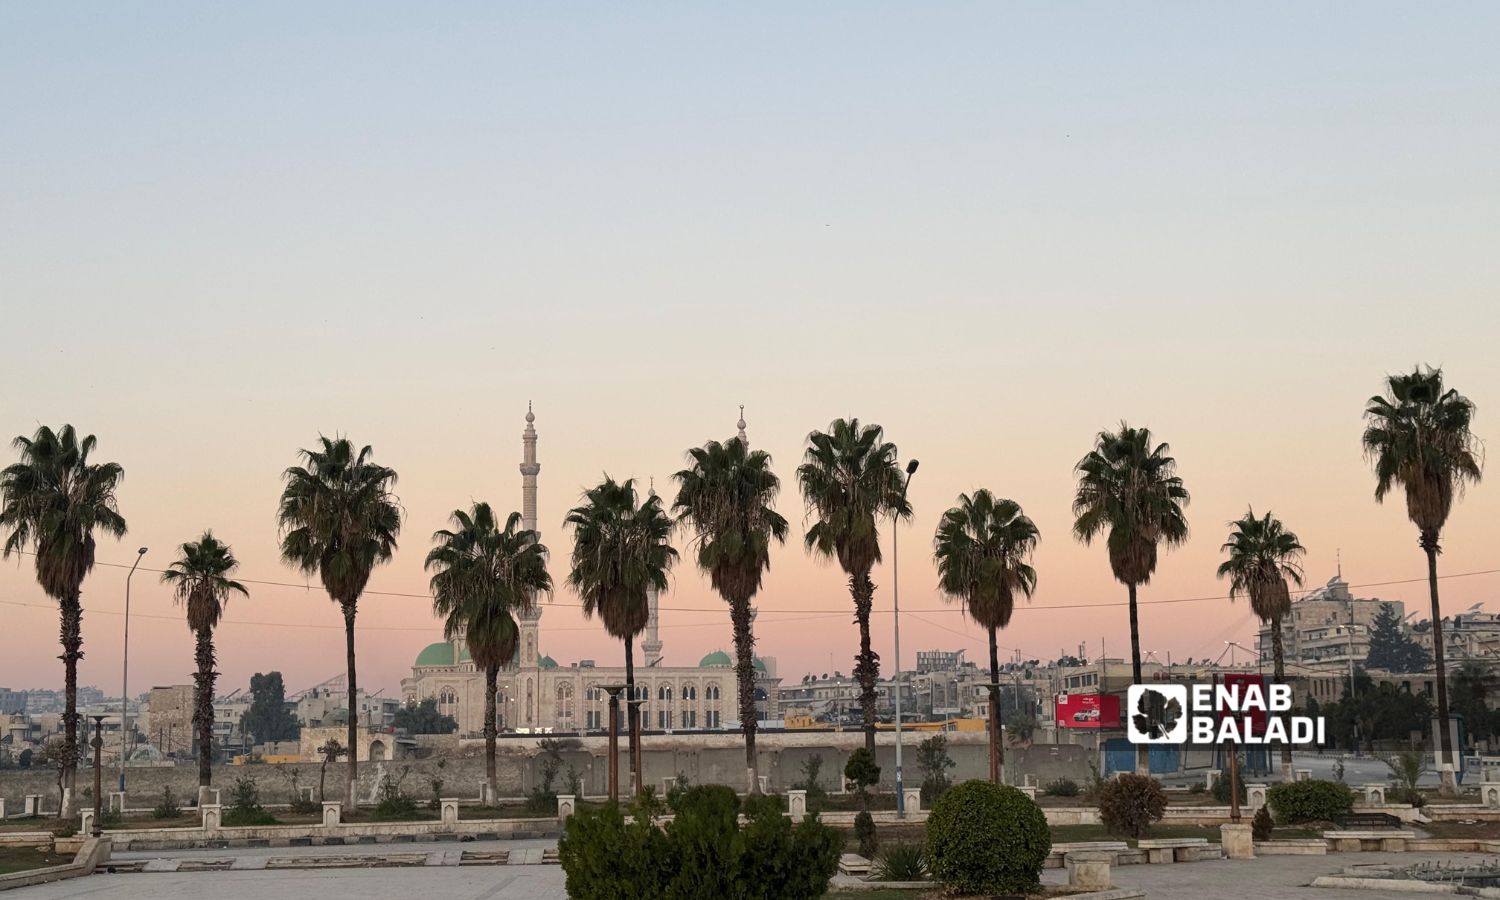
<box><xmin>1098</xmin><ymin>773</ymin><xmax>1168</xmax><ymax>839</ymax></box>
<box><xmin>925</xmin><ymin>780</ymin><xmax>1051</xmax><ymax>896</ymax></box>
<box><xmin>1267</xmin><ymin>779</ymin><xmax>1354</xmax><ymax>824</ymax></box>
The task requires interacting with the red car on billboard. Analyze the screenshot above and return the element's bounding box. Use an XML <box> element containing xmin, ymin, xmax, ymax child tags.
<box><xmin>1055</xmin><ymin>692</ymin><xmax>1121</xmax><ymax>729</ymax></box>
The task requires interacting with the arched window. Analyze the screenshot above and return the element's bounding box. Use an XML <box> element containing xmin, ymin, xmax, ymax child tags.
<box><xmin>584</xmin><ymin>683</ymin><xmax>602</xmax><ymax>730</ymax></box>
<box><xmin>705</xmin><ymin>682</ymin><xmax>722</xmax><ymax>729</ymax></box>
<box><xmin>438</xmin><ymin>687</ymin><xmax>457</xmax><ymax>706</ymax></box>
<box><xmin>681</xmin><ymin>683</ymin><xmax>698</xmax><ymax>728</ymax></box>
<box><xmin>657</xmin><ymin>684</ymin><xmax>674</xmax><ymax>729</ymax></box>
<box><xmin>555</xmin><ymin>682</ymin><xmax>576</xmax><ymax>729</ymax></box>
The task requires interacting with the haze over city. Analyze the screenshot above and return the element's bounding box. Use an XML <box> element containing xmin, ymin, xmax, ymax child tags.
<box><xmin>4</xmin><ymin>3</ymin><xmax>1499</xmax><ymax>699</ymax></box>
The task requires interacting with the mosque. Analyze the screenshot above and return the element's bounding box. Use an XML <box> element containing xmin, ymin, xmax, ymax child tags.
<box><xmin>401</xmin><ymin>406</ymin><xmax>782</xmax><ymax>735</ymax></box>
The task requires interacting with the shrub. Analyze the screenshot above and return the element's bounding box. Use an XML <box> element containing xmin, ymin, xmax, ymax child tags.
<box><xmin>874</xmin><ymin>842</ymin><xmax>926</xmax><ymax>881</ymax></box>
<box><xmin>844</xmin><ymin>748</ymin><xmax>881</xmax><ymax>797</ymax></box>
<box><xmin>1212</xmin><ymin>767</ymin><xmax>1247</xmax><ymax>805</ymax></box>
<box><xmin>1251</xmin><ymin>805</ymin><xmax>1274</xmax><ymax>842</ymax></box>
<box><xmin>1188</xmin><ymin>782</ymin><xmax>1207</xmax><ymax>795</ymax></box>
<box><xmin>1042</xmin><ymin>777</ymin><xmax>1079</xmax><ymax>798</ymax></box>
<box><xmin>1383</xmin><ymin>751</ymin><xmax>1427</xmax><ymax>808</ymax></box>
<box><xmin>917</xmin><ymin>735</ymin><xmax>955</xmax><ymax>805</ymax></box>
<box><xmin>1081</xmin><ymin>759</ymin><xmax>1107</xmax><ymax>802</ymax></box>
<box><xmin>853</xmin><ymin>810</ymin><xmax>878</xmax><ymax>860</ymax></box>
<box><xmin>797</xmin><ymin>755</ymin><xmax>829</xmax><ymax>813</ymax></box>
<box><xmin>925</xmin><ymin>780</ymin><xmax>1051</xmax><ymax>896</ymax></box>
<box><xmin>153</xmin><ymin>786</ymin><xmax>182</xmax><ymax>820</ymax></box>
<box><xmin>223</xmin><ymin>775</ymin><xmax>278</xmax><ymax>827</ymax></box>
<box><xmin>371</xmin><ymin>770</ymin><xmax>421</xmax><ymax>821</ymax></box>
<box><xmin>1267</xmin><ymin>779</ymin><xmax>1354</xmax><ymax>824</ymax></box>
<box><xmin>1098</xmin><ymin>773</ymin><xmax>1168</xmax><ymax>839</ymax></box>
<box><xmin>666</xmin><ymin>772</ymin><xmax>691</xmax><ymax>812</ymax></box>
<box><xmin>558</xmin><ymin>785</ymin><xmax>840</xmax><ymax>900</ymax></box>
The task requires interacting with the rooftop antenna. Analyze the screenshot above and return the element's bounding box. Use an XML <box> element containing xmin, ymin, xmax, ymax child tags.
<box><xmin>1336</xmin><ymin>548</ymin><xmax>1342</xmax><ymax>580</ymax></box>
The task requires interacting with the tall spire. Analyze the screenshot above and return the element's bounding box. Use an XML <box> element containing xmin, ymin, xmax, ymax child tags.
<box><xmin>643</xmin><ymin>474</ymin><xmax>664</xmax><ymax>666</ymax></box>
<box><xmin>518</xmin><ymin>403</ymin><xmax>543</xmax><ymax>628</ymax></box>
<box><xmin>737</xmin><ymin>404</ymin><xmax>747</xmax><ymax>443</ymax></box>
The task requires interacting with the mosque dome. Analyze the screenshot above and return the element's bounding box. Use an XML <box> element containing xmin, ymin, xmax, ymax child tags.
<box><xmin>699</xmin><ymin>650</ymin><xmax>732</xmax><ymax>668</ymax></box>
<box><xmin>415</xmin><ymin>642</ymin><xmax>455</xmax><ymax>667</ymax></box>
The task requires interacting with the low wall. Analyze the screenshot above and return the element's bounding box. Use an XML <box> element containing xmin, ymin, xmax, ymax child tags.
<box><xmin>0</xmin><ymin>837</ymin><xmax>109</xmax><ymax>893</ymax></box>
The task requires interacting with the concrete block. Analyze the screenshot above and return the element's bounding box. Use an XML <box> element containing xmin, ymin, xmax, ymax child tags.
<box><xmin>1019</xmin><ymin>786</ymin><xmax>1037</xmax><ymax>800</ymax></box>
<box><xmin>1481</xmin><ymin>780</ymin><xmax>1500</xmax><ymax>810</ymax></box>
<box><xmin>23</xmin><ymin>795</ymin><xmax>41</xmax><ymax>817</ymax></box>
<box><xmin>1205</xmin><ymin>769</ymin><xmax>1221</xmax><ymax>791</ymax></box>
<box><xmin>1220</xmin><ymin>823</ymin><xmax>1254</xmax><ymax>859</ymax></box>
<box><xmin>556</xmin><ymin>795</ymin><xmax>575</xmax><ymax>822</ymax></box>
<box><xmin>1066</xmin><ymin>851</ymin><xmax>1113</xmax><ymax>890</ymax></box>
<box><xmin>1295</xmin><ymin>769</ymin><xmax>1311</xmax><ymax>782</ymax></box>
<box><xmin>788</xmin><ymin>789</ymin><xmax>807</xmax><ymax>817</ymax></box>
<box><xmin>1361</xmin><ymin>783</ymin><xmax>1386</xmax><ymax>806</ymax></box>
<box><xmin>901</xmin><ymin>787</ymin><xmax>921</xmax><ymax>813</ymax></box>
<box><xmin>197</xmin><ymin>786</ymin><xmax>219</xmax><ymax>808</ymax></box>
<box><xmin>1246</xmin><ymin>783</ymin><xmax>1269</xmax><ymax>810</ymax></box>
<box><xmin>80</xmin><ymin>811</ymin><xmax>94</xmax><ymax>834</ymax></box>
<box><xmin>108</xmin><ymin>792</ymin><xmax>125</xmax><ymax>813</ymax></box>
<box><xmin>200</xmin><ymin>804</ymin><xmax>221</xmax><ymax>830</ymax></box>
<box><xmin>440</xmin><ymin>798</ymin><xmax>460</xmax><ymax>826</ymax></box>
<box><xmin>321</xmin><ymin>801</ymin><xmax>341</xmax><ymax>827</ymax></box>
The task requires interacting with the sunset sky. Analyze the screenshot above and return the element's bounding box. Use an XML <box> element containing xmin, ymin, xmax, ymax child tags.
<box><xmin>4</xmin><ymin>3</ymin><xmax>1499</xmax><ymax>699</ymax></box>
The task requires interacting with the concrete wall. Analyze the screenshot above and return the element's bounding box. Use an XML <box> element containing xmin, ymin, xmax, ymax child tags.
<box><xmin>0</xmin><ymin>732</ymin><xmax>1094</xmax><ymax>808</ymax></box>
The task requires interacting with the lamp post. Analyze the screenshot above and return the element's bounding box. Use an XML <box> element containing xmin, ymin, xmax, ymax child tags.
<box><xmin>893</xmin><ymin>459</ymin><xmax>919</xmax><ymax>819</ymax></box>
<box><xmin>90</xmin><ymin>715</ymin><xmax>105</xmax><ymax>836</ymax></box>
<box><xmin>119</xmin><ymin>547</ymin><xmax>147</xmax><ymax>791</ymax></box>
<box><xmin>601</xmin><ymin>684</ymin><xmax>627</xmax><ymax>803</ymax></box>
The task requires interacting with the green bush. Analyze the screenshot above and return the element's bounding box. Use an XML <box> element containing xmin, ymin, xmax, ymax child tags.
<box><xmin>559</xmin><ymin>786</ymin><xmax>840</xmax><ymax>900</ymax></box>
<box><xmin>844</xmin><ymin>748</ymin><xmax>881</xmax><ymax>795</ymax></box>
<box><xmin>1098</xmin><ymin>773</ymin><xmax>1168</xmax><ymax>839</ymax></box>
<box><xmin>917</xmin><ymin>736</ymin><xmax>955</xmax><ymax>806</ymax></box>
<box><xmin>797</xmin><ymin>755</ymin><xmax>829</xmax><ymax>814</ymax></box>
<box><xmin>153</xmin><ymin>786</ymin><xmax>181</xmax><ymax>820</ymax></box>
<box><xmin>1212</xmin><ymin>768</ymin><xmax>1247</xmax><ymax>805</ymax></box>
<box><xmin>1267</xmin><ymin>779</ymin><xmax>1354</xmax><ymax>824</ymax></box>
<box><xmin>371</xmin><ymin>771</ymin><xmax>421</xmax><ymax>821</ymax></box>
<box><xmin>1042</xmin><ymin>777</ymin><xmax>1079</xmax><ymax>797</ymax></box>
<box><xmin>1251</xmin><ymin>805</ymin><xmax>1274</xmax><ymax>842</ymax></box>
<box><xmin>925</xmin><ymin>780</ymin><xmax>1051</xmax><ymax>896</ymax></box>
<box><xmin>223</xmin><ymin>775</ymin><xmax>278</xmax><ymax>827</ymax></box>
<box><xmin>874</xmin><ymin>842</ymin><xmax>926</xmax><ymax>881</ymax></box>
<box><xmin>853</xmin><ymin>810</ymin><xmax>878</xmax><ymax>860</ymax></box>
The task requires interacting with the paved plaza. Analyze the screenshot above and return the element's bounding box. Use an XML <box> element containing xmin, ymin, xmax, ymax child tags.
<box><xmin>8</xmin><ymin>841</ymin><xmax>1497</xmax><ymax>899</ymax></box>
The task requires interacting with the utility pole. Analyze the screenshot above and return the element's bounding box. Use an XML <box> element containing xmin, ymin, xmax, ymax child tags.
<box><xmin>893</xmin><ymin>459</ymin><xmax>918</xmax><ymax>818</ymax></box>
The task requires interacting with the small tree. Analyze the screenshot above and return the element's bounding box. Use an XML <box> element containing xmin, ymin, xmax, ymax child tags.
<box><xmin>844</xmin><ymin>748</ymin><xmax>881</xmax><ymax>859</ymax></box>
<box><xmin>1098</xmin><ymin>773</ymin><xmax>1168</xmax><ymax>839</ymax></box>
<box><xmin>796</xmin><ymin>754</ymin><xmax>829</xmax><ymax>814</ymax></box>
<box><xmin>1251</xmin><ymin>805</ymin><xmax>1274</xmax><ymax>841</ymax></box>
<box><xmin>317</xmin><ymin>738</ymin><xmax>345</xmax><ymax>803</ymax></box>
<box><xmin>1365</xmin><ymin>603</ymin><xmax>1432</xmax><ymax>674</ymax></box>
<box><xmin>224</xmin><ymin>774</ymin><xmax>277</xmax><ymax>826</ymax></box>
<box><xmin>916</xmin><ymin>735</ymin><xmax>955</xmax><ymax>805</ymax></box>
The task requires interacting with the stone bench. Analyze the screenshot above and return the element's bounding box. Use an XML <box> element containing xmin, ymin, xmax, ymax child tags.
<box><xmin>1137</xmin><ymin>837</ymin><xmax>1212</xmax><ymax>863</ymax></box>
<box><xmin>1044</xmin><ymin>841</ymin><xmax>1129</xmax><ymax>869</ymax></box>
<box><xmin>838</xmin><ymin>853</ymin><xmax>871</xmax><ymax>876</ymax></box>
<box><xmin>1322</xmin><ymin>830</ymin><xmax>1416</xmax><ymax>853</ymax></box>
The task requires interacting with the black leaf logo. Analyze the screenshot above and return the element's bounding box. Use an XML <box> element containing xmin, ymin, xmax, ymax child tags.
<box><xmin>1132</xmin><ymin>688</ymin><xmax>1182</xmax><ymax>740</ymax></box>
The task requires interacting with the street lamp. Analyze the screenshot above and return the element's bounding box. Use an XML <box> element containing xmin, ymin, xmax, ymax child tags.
<box><xmin>120</xmin><ymin>546</ymin><xmax>147</xmax><ymax>791</ymax></box>
<box><xmin>893</xmin><ymin>458</ymin><xmax>918</xmax><ymax>819</ymax></box>
<box><xmin>90</xmin><ymin>715</ymin><xmax>106</xmax><ymax>837</ymax></box>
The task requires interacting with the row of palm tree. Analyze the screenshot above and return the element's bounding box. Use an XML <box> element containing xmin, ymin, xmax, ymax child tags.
<box><xmin>0</xmin><ymin>364</ymin><xmax>1481</xmax><ymax>812</ymax></box>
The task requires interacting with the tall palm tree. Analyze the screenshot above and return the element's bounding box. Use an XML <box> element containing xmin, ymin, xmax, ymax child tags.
<box><xmin>932</xmin><ymin>491</ymin><xmax>1038</xmax><ymax>785</ymax></box>
<box><xmin>564</xmin><ymin>477</ymin><xmax>676</xmax><ymax>796</ymax></box>
<box><xmin>1216</xmin><ymin>509</ymin><xmax>1304</xmax><ymax>781</ymax></box>
<box><xmin>797</xmin><ymin>418</ymin><xmax>911</xmax><ymax>755</ymax></box>
<box><xmin>1363</xmin><ymin>366</ymin><xmax>1482</xmax><ymax>796</ymax></box>
<box><xmin>0</xmin><ymin>425</ymin><xmax>127</xmax><ymax>812</ymax></box>
<box><xmin>277</xmin><ymin>437</ymin><xmax>400</xmax><ymax>810</ymax></box>
<box><xmin>426</xmin><ymin>503</ymin><xmax>551</xmax><ymax>799</ymax></box>
<box><xmin>672</xmin><ymin>437</ymin><xmax>788</xmax><ymax>792</ymax></box>
<box><xmin>161</xmin><ymin>533</ymin><xmax>248</xmax><ymax>788</ymax></box>
<box><xmin>1072</xmin><ymin>423</ymin><xmax>1189</xmax><ymax>775</ymax></box>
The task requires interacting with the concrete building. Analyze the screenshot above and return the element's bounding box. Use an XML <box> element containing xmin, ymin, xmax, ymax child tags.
<box><xmin>1414</xmin><ymin>604</ymin><xmax>1500</xmax><ymax>661</ymax></box>
<box><xmin>1256</xmin><ymin>573</ymin><xmax>1404</xmax><ymax>668</ymax></box>
<box><xmin>402</xmin><ymin>406</ymin><xmax>782</xmax><ymax>736</ymax></box>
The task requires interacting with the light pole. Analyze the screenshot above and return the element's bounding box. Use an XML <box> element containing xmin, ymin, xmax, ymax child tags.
<box><xmin>893</xmin><ymin>459</ymin><xmax>918</xmax><ymax>819</ymax></box>
<box><xmin>90</xmin><ymin>715</ymin><xmax>105</xmax><ymax>837</ymax></box>
<box><xmin>119</xmin><ymin>547</ymin><xmax>147</xmax><ymax>791</ymax></box>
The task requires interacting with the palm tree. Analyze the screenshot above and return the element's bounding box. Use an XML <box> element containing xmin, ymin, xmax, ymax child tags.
<box><xmin>426</xmin><ymin>503</ymin><xmax>551</xmax><ymax>799</ymax></box>
<box><xmin>1216</xmin><ymin>509</ymin><xmax>1304</xmax><ymax>781</ymax></box>
<box><xmin>564</xmin><ymin>477</ymin><xmax>676</xmax><ymax>796</ymax></box>
<box><xmin>932</xmin><ymin>491</ymin><xmax>1038</xmax><ymax>785</ymax></box>
<box><xmin>1363</xmin><ymin>366</ymin><xmax>1482</xmax><ymax>796</ymax></box>
<box><xmin>797</xmin><ymin>418</ymin><xmax>911</xmax><ymax>755</ymax></box>
<box><xmin>672</xmin><ymin>437</ymin><xmax>789</xmax><ymax>792</ymax></box>
<box><xmin>276</xmin><ymin>437</ymin><xmax>400</xmax><ymax>810</ymax></box>
<box><xmin>0</xmin><ymin>425</ymin><xmax>127</xmax><ymax>811</ymax></box>
<box><xmin>1072</xmin><ymin>423</ymin><xmax>1189</xmax><ymax>775</ymax></box>
<box><xmin>161</xmin><ymin>532</ymin><xmax>248</xmax><ymax>788</ymax></box>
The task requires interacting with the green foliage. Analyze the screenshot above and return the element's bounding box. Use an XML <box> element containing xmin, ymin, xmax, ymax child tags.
<box><xmin>925</xmin><ymin>780</ymin><xmax>1051</xmax><ymax>896</ymax></box>
<box><xmin>665</xmin><ymin>772</ymin><xmax>691</xmax><ymax>811</ymax></box>
<box><xmin>1252</xmin><ymin>806</ymin><xmax>1274</xmax><ymax>842</ymax></box>
<box><xmin>844</xmin><ymin>748</ymin><xmax>880</xmax><ymax>795</ymax></box>
<box><xmin>1081</xmin><ymin>758</ymin><xmax>1108</xmax><ymax>802</ymax></box>
<box><xmin>796</xmin><ymin>755</ymin><xmax>829</xmax><ymax>813</ymax></box>
<box><xmin>916</xmin><ymin>736</ymin><xmax>955</xmax><ymax>805</ymax></box>
<box><xmin>1098</xmin><ymin>773</ymin><xmax>1168</xmax><ymax>839</ymax></box>
<box><xmin>153</xmin><ymin>786</ymin><xmax>182</xmax><ymax>820</ymax></box>
<box><xmin>1267</xmin><ymin>779</ymin><xmax>1354</xmax><ymax>824</ymax></box>
<box><xmin>243</xmin><ymin>672</ymin><xmax>300</xmax><ymax>744</ymax></box>
<box><xmin>1042</xmin><ymin>777</ymin><xmax>1079</xmax><ymax>798</ymax></box>
<box><xmin>1212</xmin><ymin>765</ymin><xmax>1247</xmax><ymax>805</ymax></box>
<box><xmin>1365</xmin><ymin>603</ymin><xmax>1432</xmax><ymax>673</ymax></box>
<box><xmin>558</xmin><ymin>786</ymin><xmax>840</xmax><ymax>900</ymax></box>
<box><xmin>372</xmin><ymin>768</ymin><xmax>421</xmax><ymax>821</ymax></box>
<box><xmin>853</xmin><ymin>810</ymin><xmax>878</xmax><ymax>860</ymax></box>
<box><xmin>874</xmin><ymin>842</ymin><xmax>926</xmax><ymax>881</ymax></box>
<box><xmin>392</xmin><ymin>697</ymin><xmax>458</xmax><ymax>735</ymax></box>
<box><xmin>224</xmin><ymin>775</ymin><xmax>278</xmax><ymax>826</ymax></box>
<box><xmin>1383</xmin><ymin>751</ymin><xmax>1427</xmax><ymax>807</ymax></box>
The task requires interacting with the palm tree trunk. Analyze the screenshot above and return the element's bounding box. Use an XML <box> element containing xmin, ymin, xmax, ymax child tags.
<box><xmin>193</xmin><ymin>626</ymin><xmax>217</xmax><ymax>787</ymax></box>
<box><xmin>730</xmin><ymin>595</ymin><xmax>759</xmax><ymax>793</ymax></box>
<box><xmin>342</xmin><ymin>602</ymin><xmax>359</xmax><ymax>811</ymax></box>
<box><xmin>624</xmin><ymin>637</ymin><xmax>640</xmax><ymax>797</ymax></box>
<box><xmin>1127</xmin><ymin>582</ymin><xmax>1149</xmax><ymax>776</ymax></box>
<box><xmin>988</xmin><ymin>625</ymin><xmax>1003</xmax><ymax>785</ymax></box>
<box><xmin>59</xmin><ymin>589</ymin><xmax>83</xmax><ymax>814</ymax></box>
<box><xmin>484</xmin><ymin>663</ymin><xmax>499</xmax><ymax>799</ymax></box>
<box><xmin>1422</xmin><ymin>532</ymin><xmax>1458</xmax><ymax>796</ymax></box>
<box><xmin>850</xmin><ymin>571</ymin><xmax>879</xmax><ymax>756</ymax></box>
<box><xmin>1272</xmin><ymin>615</ymin><xmax>1293</xmax><ymax>781</ymax></box>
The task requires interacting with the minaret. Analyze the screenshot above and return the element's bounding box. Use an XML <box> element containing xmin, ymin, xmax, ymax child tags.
<box><xmin>517</xmin><ymin>404</ymin><xmax>542</xmax><ymax>669</ymax></box>
<box><xmin>737</xmin><ymin>405</ymin><xmax>747</xmax><ymax>443</ymax></box>
<box><xmin>641</xmin><ymin>477</ymin><xmax>664</xmax><ymax>667</ymax></box>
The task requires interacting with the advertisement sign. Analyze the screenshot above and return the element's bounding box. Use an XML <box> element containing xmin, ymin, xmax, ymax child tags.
<box><xmin>1055</xmin><ymin>692</ymin><xmax>1121</xmax><ymax>730</ymax></box>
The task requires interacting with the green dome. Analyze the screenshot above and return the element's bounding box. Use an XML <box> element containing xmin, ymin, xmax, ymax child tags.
<box><xmin>415</xmin><ymin>641</ymin><xmax>455</xmax><ymax>667</ymax></box>
<box><xmin>699</xmin><ymin>650</ymin><xmax>732</xmax><ymax>668</ymax></box>
<box><xmin>539</xmin><ymin>655</ymin><xmax>558</xmax><ymax>669</ymax></box>
<box><xmin>752</xmin><ymin>657</ymin><xmax>768</xmax><ymax>673</ymax></box>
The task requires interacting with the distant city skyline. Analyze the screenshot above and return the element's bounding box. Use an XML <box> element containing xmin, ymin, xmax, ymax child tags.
<box><xmin>4</xmin><ymin>4</ymin><xmax>1498</xmax><ymax>697</ymax></box>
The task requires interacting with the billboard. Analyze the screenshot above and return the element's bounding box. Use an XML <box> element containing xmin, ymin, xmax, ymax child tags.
<box><xmin>1055</xmin><ymin>692</ymin><xmax>1121</xmax><ymax>730</ymax></box>
<box><xmin>1218</xmin><ymin>673</ymin><xmax>1270</xmax><ymax>735</ymax></box>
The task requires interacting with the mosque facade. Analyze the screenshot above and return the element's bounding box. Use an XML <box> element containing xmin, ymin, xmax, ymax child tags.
<box><xmin>401</xmin><ymin>406</ymin><xmax>781</xmax><ymax>735</ymax></box>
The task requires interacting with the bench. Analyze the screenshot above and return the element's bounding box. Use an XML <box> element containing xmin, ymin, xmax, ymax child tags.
<box><xmin>1044</xmin><ymin>841</ymin><xmax>1129</xmax><ymax>869</ymax></box>
<box><xmin>1136</xmin><ymin>838</ymin><xmax>1213</xmax><ymax>864</ymax></box>
<box><xmin>1336</xmin><ymin>812</ymin><xmax>1403</xmax><ymax>830</ymax></box>
<box><xmin>838</xmin><ymin>853</ymin><xmax>871</xmax><ymax>876</ymax></box>
<box><xmin>1322</xmin><ymin>830</ymin><xmax>1416</xmax><ymax>853</ymax></box>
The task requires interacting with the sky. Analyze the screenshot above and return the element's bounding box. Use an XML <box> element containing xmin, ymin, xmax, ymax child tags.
<box><xmin>3</xmin><ymin>3</ymin><xmax>1499</xmax><ymax>700</ymax></box>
